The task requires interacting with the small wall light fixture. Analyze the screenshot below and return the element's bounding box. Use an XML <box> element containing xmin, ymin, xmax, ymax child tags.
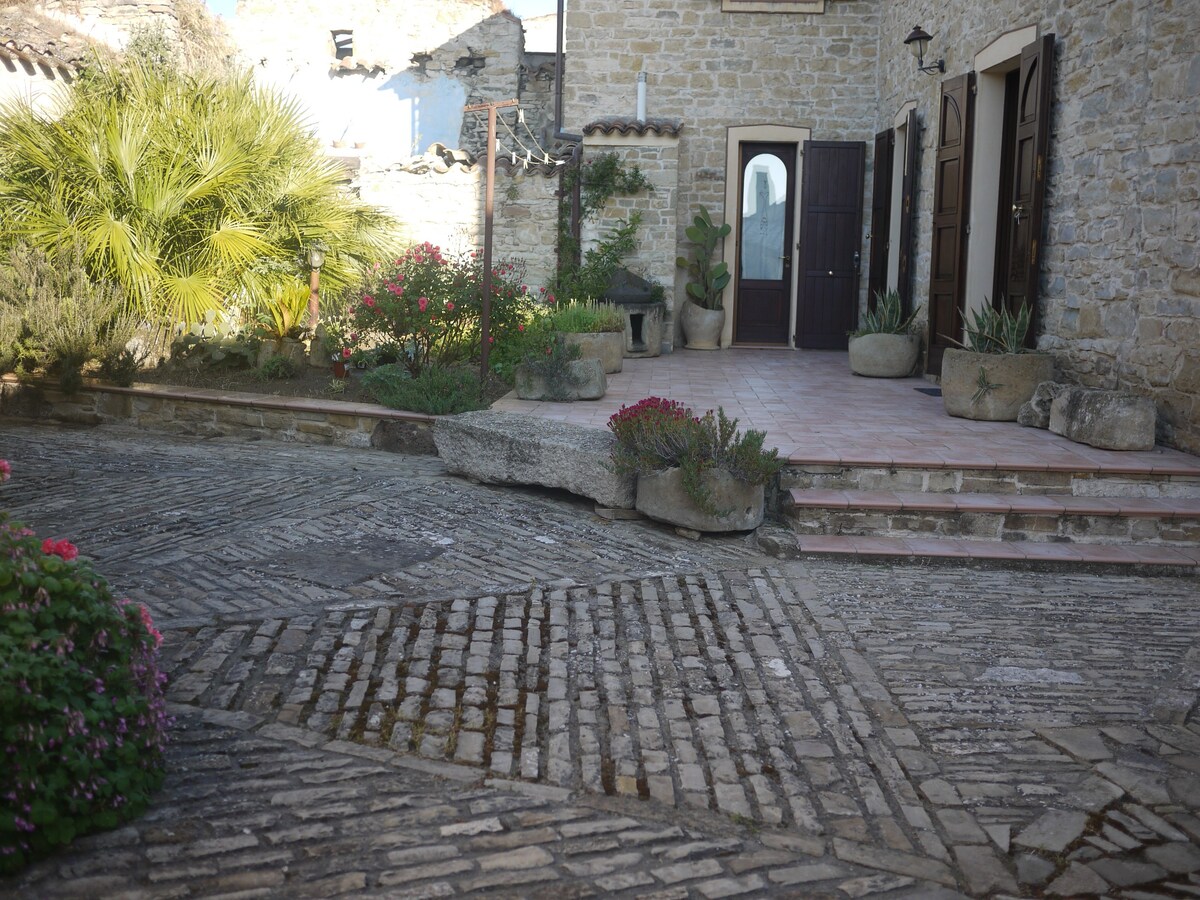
<box><xmin>904</xmin><ymin>26</ymin><xmax>945</xmax><ymax>75</ymax></box>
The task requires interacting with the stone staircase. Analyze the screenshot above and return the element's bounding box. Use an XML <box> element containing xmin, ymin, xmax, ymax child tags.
<box><xmin>777</xmin><ymin>456</ymin><xmax>1200</xmax><ymax>571</ymax></box>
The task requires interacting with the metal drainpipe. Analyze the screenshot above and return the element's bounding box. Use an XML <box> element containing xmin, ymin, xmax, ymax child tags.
<box><xmin>554</xmin><ymin>0</ymin><xmax>583</xmax><ymax>274</ymax></box>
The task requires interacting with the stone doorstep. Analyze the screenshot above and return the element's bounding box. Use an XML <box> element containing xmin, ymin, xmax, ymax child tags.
<box><xmin>786</xmin><ymin>534</ymin><xmax>1200</xmax><ymax>570</ymax></box>
<box><xmin>783</xmin><ymin>488</ymin><xmax>1200</xmax><ymax>549</ymax></box>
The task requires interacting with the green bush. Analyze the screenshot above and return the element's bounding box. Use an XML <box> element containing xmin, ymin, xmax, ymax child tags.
<box><xmin>258</xmin><ymin>354</ymin><xmax>298</xmax><ymax>380</ymax></box>
<box><xmin>361</xmin><ymin>364</ymin><xmax>489</xmax><ymax>415</ymax></box>
<box><xmin>547</xmin><ymin>300</ymin><xmax>625</xmax><ymax>334</ymax></box>
<box><xmin>518</xmin><ymin>334</ymin><xmax>584</xmax><ymax>401</ymax></box>
<box><xmin>0</xmin><ymin>462</ymin><xmax>169</xmax><ymax>874</ymax></box>
<box><xmin>0</xmin><ymin>244</ymin><xmax>136</xmax><ymax>392</ymax></box>
<box><xmin>608</xmin><ymin>397</ymin><xmax>782</xmax><ymax>515</ymax></box>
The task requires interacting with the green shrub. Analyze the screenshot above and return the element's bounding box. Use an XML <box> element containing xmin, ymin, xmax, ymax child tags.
<box><xmin>361</xmin><ymin>364</ymin><xmax>488</xmax><ymax>415</ymax></box>
<box><xmin>0</xmin><ymin>244</ymin><xmax>137</xmax><ymax>392</ymax></box>
<box><xmin>608</xmin><ymin>397</ymin><xmax>782</xmax><ymax>515</ymax></box>
<box><xmin>258</xmin><ymin>354</ymin><xmax>298</xmax><ymax>380</ymax></box>
<box><xmin>518</xmin><ymin>334</ymin><xmax>585</xmax><ymax>401</ymax></box>
<box><xmin>0</xmin><ymin>461</ymin><xmax>169</xmax><ymax>874</ymax></box>
<box><xmin>547</xmin><ymin>300</ymin><xmax>625</xmax><ymax>334</ymax></box>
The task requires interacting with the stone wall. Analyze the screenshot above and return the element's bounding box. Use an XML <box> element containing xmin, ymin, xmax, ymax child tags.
<box><xmin>41</xmin><ymin>0</ymin><xmax>180</xmax><ymax>48</ymax></box>
<box><xmin>580</xmin><ymin>130</ymin><xmax>680</xmax><ymax>348</ymax></box>
<box><xmin>562</xmin><ymin>0</ymin><xmax>884</xmax><ymax>329</ymax></box>
<box><xmin>358</xmin><ymin>161</ymin><xmax>561</xmax><ymax>290</ymax></box>
<box><xmin>879</xmin><ymin>0</ymin><xmax>1200</xmax><ymax>453</ymax></box>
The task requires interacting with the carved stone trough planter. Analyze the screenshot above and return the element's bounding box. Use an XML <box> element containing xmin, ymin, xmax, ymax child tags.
<box><xmin>848</xmin><ymin>333</ymin><xmax>920</xmax><ymax>378</ymax></box>
<box><xmin>560</xmin><ymin>331</ymin><xmax>623</xmax><ymax>374</ymax></box>
<box><xmin>941</xmin><ymin>349</ymin><xmax>1056</xmax><ymax>421</ymax></box>
<box><xmin>635</xmin><ymin>468</ymin><xmax>765</xmax><ymax>532</ymax></box>
<box><xmin>513</xmin><ymin>358</ymin><xmax>606</xmax><ymax>401</ymax></box>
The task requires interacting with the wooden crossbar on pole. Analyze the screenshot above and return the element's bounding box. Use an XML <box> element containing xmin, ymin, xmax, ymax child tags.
<box><xmin>464</xmin><ymin>98</ymin><xmax>519</xmax><ymax>382</ymax></box>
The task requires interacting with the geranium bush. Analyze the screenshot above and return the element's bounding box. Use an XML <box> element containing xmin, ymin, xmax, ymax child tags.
<box><xmin>352</xmin><ymin>242</ymin><xmax>536</xmax><ymax>377</ymax></box>
<box><xmin>0</xmin><ymin>461</ymin><xmax>169</xmax><ymax>874</ymax></box>
<box><xmin>608</xmin><ymin>397</ymin><xmax>782</xmax><ymax>514</ymax></box>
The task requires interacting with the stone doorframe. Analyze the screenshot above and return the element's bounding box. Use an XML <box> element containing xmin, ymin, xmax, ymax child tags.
<box><xmin>721</xmin><ymin>124</ymin><xmax>811</xmax><ymax>349</ymax></box>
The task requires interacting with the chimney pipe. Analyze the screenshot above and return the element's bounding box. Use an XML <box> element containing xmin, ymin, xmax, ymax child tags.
<box><xmin>636</xmin><ymin>71</ymin><xmax>647</xmax><ymax>123</ymax></box>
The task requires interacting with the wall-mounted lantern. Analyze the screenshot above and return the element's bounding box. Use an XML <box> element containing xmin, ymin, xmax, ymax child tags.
<box><xmin>904</xmin><ymin>26</ymin><xmax>945</xmax><ymax>75</ymax></box>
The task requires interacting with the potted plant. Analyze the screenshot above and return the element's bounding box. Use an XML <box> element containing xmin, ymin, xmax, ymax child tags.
<box><xmin>514</xmin><ymin>334</ymin><xmax>606</xmax><ymax>401</ymax></box>
<box><xmin>255</xmin><ymin>281</ymin><xmax>310</xmax><ymax>369</ymax></box>
<box><xmin>321</xmin><ymin>317</ymin><xmax>357</xmax><ymax>378</ymax></box>
<box><xmin>608</xmin><ymin>397</ymin><xmax>781</xmax><ymax>532</ymax></box>
<box><xmin>547</xmin><ymin>300</ymin><xmax>626</xmax><ymax>373</ymax></box>
<box><xmin>941</xmin><ymin>302</ymin><xmax>1056</xmax><ymax>421</ymax></box>
<box><xmin>848</xmin><ymin>289</ymin><xmax>921</xmax><ymax>377</ymax></box>
<box><xmin>675</xmin><ymin>207</ymin><xmax>731</xmax><ymax>350</ymax></box>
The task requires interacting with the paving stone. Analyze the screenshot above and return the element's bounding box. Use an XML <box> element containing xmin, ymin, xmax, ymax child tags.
<box><xmin>1045</xmin><ymin>863</ymin><xmax>1111</xmax><ymax>897</ymax></box>
<box><xmin>833</xmin><ymin>839</ymin><xmax>956</xmax><ymax>886</ymax></box>
<box><xmin>1087</xmin><ymin>857</ymin><xmax>1169</xmax><ymax>886</ymax></box>
<box><xmin>1013</xmin><ymin>809</ymin><xmax>1089</xmax><ymax>853</ymax></box>
<box><xmin>1144</xmin><ymin>840</ymin><xmax>1200</xmax><ymax>873</ymax></box>
<box><xmin>952</xmin><ymin>845</ymin><xmax>1019</xmax><ymax>895</ymax></box>
<box><xmin>767</xmin><ymin>862</ymin><xmax>848</xmax><ymax>885</ymax></box>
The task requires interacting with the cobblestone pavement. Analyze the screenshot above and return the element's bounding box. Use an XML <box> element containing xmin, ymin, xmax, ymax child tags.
<box><xmin>2</xmin><ymin>422</ymin><xmax>1199</xmax><ymax>898</ymax></box>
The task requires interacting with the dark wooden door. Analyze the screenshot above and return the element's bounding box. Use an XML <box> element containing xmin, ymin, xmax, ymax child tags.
<box><xmin>867</xmin><ymin>129</ymin><xmax>894</xmax><ymax>307</ymax></box>
<box><xmin>734</xmin><ymin>143</ymin><xmax>796</xmax><ymax>344</ymax></box>
<box><xmin>795</xmin><ymin>140</ymin><xmax>866</xmax><ymax>349</ymax></box>
<box><xmin>998</xmin><ymin>34</ymin><xmax>1055</xmax><ymax>345</ymax></box>
<box><xmin>897</xmin><ymin>108</ymin><xmax>920</xmax><ymax>318</ymax></box>
<box><xmin>926</xmin><ymin>73</ymin><xmax>975</xmax><ymax>374</ymax></box>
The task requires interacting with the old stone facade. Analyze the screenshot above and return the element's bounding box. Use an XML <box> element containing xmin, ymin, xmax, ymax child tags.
<box><xmin>562</xmin><ymin>0</ymin><xmax>1200</xmax><ymax>454</ymax></box>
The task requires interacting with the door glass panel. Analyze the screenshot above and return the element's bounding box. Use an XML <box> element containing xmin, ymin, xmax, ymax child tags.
<box><xmin>741</xmin><ymin>153</ymin><xmax>787</xmax><ymax>280</ymax></box>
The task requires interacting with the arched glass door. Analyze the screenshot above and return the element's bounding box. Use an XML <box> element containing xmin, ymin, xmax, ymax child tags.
<box><xmin>734</xmin><ymin>144</ymin><xmax>795</xmax><ymax>344</ymax></box>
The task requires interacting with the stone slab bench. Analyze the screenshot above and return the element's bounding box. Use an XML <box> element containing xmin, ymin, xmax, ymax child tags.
<box><xmin>434</xmin><ymin>410</ymin><xmax>635</xmax><ymax>509</ymax></box>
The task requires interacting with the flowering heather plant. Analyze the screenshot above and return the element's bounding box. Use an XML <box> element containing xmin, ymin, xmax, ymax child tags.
<box><xmin>353</xmin><ymin>242</ymin><xmax>535</xmax><ymax>376</ymax></box>
<box><xmin>0</xmin><ymin>461</ymin><xmax>169</xmax><ymax>873</ymax></box>
<box><xmin>608</xmin><ymin>398</ymin><xmax>782</xmax><ymax>514</ymax></box>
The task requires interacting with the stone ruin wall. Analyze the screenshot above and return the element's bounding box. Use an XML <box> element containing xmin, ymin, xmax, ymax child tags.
<box><xmin>41</xmin><ymin>0</ymin><xmax>179</xmax><ymax>47</ymax></box>
<box><xmin>879</xmin><ymin>0</ymin><xmax>1200</xmax><ymax>453</ymax></box>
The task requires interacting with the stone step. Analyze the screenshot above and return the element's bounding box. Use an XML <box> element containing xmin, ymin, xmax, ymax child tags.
<box><xmin>784</xmin><ymin>488</ymin><xmax>1200</xmax><ymax>545</ymax></box>
<box><xmin>784</xmin><ymin>533</ymin><xmax>1200</xmax><ymax>571</ymax></box>
<box><xmin>781</xmin><ymin>457</ymin><xmax>1200</xmax><ymax>499</ymax></box>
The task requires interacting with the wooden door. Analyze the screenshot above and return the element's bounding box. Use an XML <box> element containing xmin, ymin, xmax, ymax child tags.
<box><xmin>897</xmin><ymin>108</ymin><xmax>920</xmax><ymax>318</ymax></box>
<box><xmin>867</xmin><ymin>129</ymin><xmax>894</xmax><ymax>307</ymax></box>
<box><xmin>926</xmin><ymin>73</ymin><xmax>975</xmax><ymax>374</ymax></box>
<box><xmin>998</xmin><ymin>34</ymin><xmax>1055</xmax><ymax>344</ymax></box>
<box><xmin>734</xmin><ymin>143</ymin><xmax>796</xmax><ymax>344</ymax></box>
<box><xmin>795</xmin><ymin>140</ymin><xmax>866</xmax><ymax>349</ymax></box>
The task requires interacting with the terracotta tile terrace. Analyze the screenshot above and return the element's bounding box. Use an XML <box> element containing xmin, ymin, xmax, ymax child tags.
<box><xmin>492</xmin><ymin>348</ymin><xmax>1200</xmax><ymax>474</ymax></box>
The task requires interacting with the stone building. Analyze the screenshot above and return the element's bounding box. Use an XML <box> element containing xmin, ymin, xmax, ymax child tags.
<box><xmin>561</xmin><ymin>0</ymin><xmax>1200</xmax><ymax>453</ymax></box>
<box><xmin>230</xmin><ymin>0</ymin><xmax>562</xmax><ymax>287</ymax></box>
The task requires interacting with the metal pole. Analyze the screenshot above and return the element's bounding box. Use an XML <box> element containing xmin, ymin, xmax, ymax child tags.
<box><xmin>464</xmin><ymin>99</ymin><xmax>518</xmax><ymax>384</ymax></box>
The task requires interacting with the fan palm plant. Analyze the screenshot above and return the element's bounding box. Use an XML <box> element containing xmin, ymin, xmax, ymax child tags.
<box><xmin>0</xmin><ymin>55</ymin><xmax>397</xmax><ymax>327</ymax></box>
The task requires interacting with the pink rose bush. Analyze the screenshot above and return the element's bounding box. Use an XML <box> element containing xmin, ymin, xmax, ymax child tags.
<box><xmin>1</xmin><ymin>461</ymin><xmax>169</xmax><ymax>873</ymax></box>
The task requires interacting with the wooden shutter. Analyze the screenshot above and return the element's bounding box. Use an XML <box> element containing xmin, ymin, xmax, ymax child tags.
<box><xmin>926</xmin><ymin>73</ymin><xmax>975</xmax><ymax>375</ymax></box>
<box><xmin>795</xmin><ymin>141</ymin><xmax>866</xmax><ymax>349</ymax></box>
<box><xmin>1002</xmin><ymin>34</ymin><xmax>1055</xmax><ymax>344</ymax></box>
<box><xmin>867</xmin><ymin>129</ymin><xmax>894</xmax><ymax>309</ymax></box>
<box><xmin>897</xmin><ymin>108</ymin><xmax>919</xmax><ymax>318</ymax></box>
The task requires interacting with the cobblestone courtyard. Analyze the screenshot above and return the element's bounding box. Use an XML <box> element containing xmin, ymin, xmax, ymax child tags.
<box><xmin>2</xmin><ymin>422</ymin><xmax>1199</xmax><ymax>898</ymax></box>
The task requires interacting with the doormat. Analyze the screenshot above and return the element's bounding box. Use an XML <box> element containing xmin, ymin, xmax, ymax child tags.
<box><xmin>915</xmin><ymin>387</ymin><xmax>942</xmax><ymax>397</ymax></box>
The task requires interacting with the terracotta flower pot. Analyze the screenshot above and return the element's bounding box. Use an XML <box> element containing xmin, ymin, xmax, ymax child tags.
<box><xmin>331</xmin><ymin>361</ymin><xmax>349</xmax><ymax>378</ymax></box>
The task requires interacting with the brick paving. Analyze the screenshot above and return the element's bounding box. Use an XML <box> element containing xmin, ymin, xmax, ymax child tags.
<box><xmin>2</xmin><ymin>422</ymin><xmax>1199</xmax><ymax>898</ymax></box>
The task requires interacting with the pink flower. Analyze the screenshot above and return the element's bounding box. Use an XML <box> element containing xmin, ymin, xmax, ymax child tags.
<box><xmin>418</xmin><ymin>296</ymin><xmax>429</xmax><ymax>312</ymax></box>
<box><xmin>547</xmin><ymin>293</ymin><xmax>556</xmax><ymax>304</ymax></box>
<box><xmin>445</xmin><ymin>301</ymin><xmax>455</xmax><ymax>311</ymax></box>
<box><xmin>41</xmin><ymin>538</ymin><xmax>78</xmax><ymax>561</ymax></box>
<box><xmin>517</xmin><ymin>324</ymin><xmax>525</xmax><ymax>332</ymax></box>
<box><xmin>342</xmin><ymin>348</ymin><xmax>352</xmax><ymax>359</ymax></box>
<box><xmin>362</xmin><ymin>295</ymin><xmax>376</xmax><ymax>307</ymax></box>
<box><xmin>0</xmin><ymin>459</ymin><xmax>10</xmax><ymax>482</ymax></box>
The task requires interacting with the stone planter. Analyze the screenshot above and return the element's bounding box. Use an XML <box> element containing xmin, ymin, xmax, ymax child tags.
<box><xmin>560</xmin><ymin>331</ymin><xmax>623</xmax><ymax>374</ymax></box>
<box><xmin>635</xmin><ymin>467</ymin><xmax>765</xmax><ymax>532</ymax></box>
<box><xmin>680</xmin><ymin>301</ymin><xmax>724</xmax><ymax>350</ymax></box>
<box><xmin>848</xmin><ymin>333</ymin><xmax>920</xmax><ymax>378</ymax></box>
<box><xmin>514</xmin><ymin>358</ymin><xmax>606</xmax><ymax>401</ymax></box>
<box><xmin>258</xmin><ymin>337</ymin><xmax>307</xmax><ymax>369</ymax></box>
<box><xmin>941</xmin><ymin>349</ymin><xmax>1056</xmax><ymax>421</ymax></box>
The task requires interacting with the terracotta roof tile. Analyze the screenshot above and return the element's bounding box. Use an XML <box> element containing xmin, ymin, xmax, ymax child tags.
<box><xmin>583</xmin><ymin>117</ymin><xmax>684</xmax><ymax>138</ymax></box>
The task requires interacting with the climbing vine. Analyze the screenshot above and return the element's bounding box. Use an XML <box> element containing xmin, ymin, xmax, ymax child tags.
<box><xmin>553</xmin><ymin>152</ymin><xmax>652</xmax><ymax>302</ymax></box>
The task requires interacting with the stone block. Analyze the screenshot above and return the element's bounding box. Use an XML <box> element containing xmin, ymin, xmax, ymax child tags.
<box><xmin>1018</xmin><ymin>381</ymin><xmax>1069</xmax><ymax>429</ymax></box>
<box><xmin>1049</xmin><ymin>387</ymin><xmax>1157</xmax><ymax>450</ymax></box>
<box><xmin>513</xmin><ymin>358</ymin><xmax>606</xmax><ymax>401</ymax></box>
<box><xmin>434</xmin><ymin>410</ymin><xmax>635</xmax><ymax>508</ymax></box>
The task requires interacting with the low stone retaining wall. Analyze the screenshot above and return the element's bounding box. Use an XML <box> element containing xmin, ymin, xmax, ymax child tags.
<box><xmin>0</xmin><ymin>376</ymin><xmax>437</xmax><ymax>455</ymax></box>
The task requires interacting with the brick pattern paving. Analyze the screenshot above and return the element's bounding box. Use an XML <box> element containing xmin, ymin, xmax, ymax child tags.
<box><xmin>2</xmin><ymin>423</ymin><xmax>1199</xmax><ymax>898</ymax></box>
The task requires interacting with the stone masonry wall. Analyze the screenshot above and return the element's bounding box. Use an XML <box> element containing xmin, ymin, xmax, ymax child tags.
<box><xmin>879</xmin><ymin>0</ymin><xmax>1200</xmax><ymax>453</ymax></box>
<box><xmin>357</xmin><ymin>163</ymin><xmax>560</xmax><ymax>291</ymax></box>
<box><xmin>41</xmin><ymin>0</ymin><xmax>179</xmax><ymax>48</ymax></box>
<box><xmin>581</xmin><ymin>135</ymin><xmax>680</xmax><ymax>348</ymax></box>
<box><xmin>563</xmin><ymin>0</ymin><xmax>884</xmax><ymax>328</ymax></box>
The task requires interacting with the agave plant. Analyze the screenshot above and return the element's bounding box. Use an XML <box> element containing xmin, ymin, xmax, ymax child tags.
<box><xmin>957</xmin><ymin>301</ymin><xmax>1032</xmax><ymax>354</ymax></box>
<box><xmin>852</xmin><ymin>289</ymin><xmax>919</xmax><ymax>337</ymax></box>
<box><xmin>0</xmin><ymin>55</ymin><xmax>398</xmax><ymax>327</ymax></box>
